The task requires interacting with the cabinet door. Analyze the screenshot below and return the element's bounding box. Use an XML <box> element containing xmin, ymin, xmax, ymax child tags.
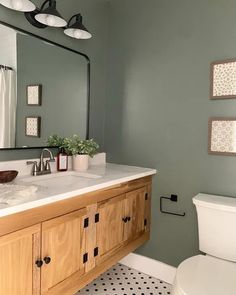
<box><xmin>41</xmin><ymin>209</ymin><xmax>87</xmax><ymax>295</ymax></box>
<box><xmin>96</xmin><ymin>194</ymin><xmax>126</xmax><ymax>263</ymax></box>
<box><xmin>124</xmin><ymin>187</ymin><xmax>147</xmax><ymax>241</ymax></box>
<box><xmin>0</xmin><ymin>224</ymin><xmax>40</xmax><ymax>295</ymax></box>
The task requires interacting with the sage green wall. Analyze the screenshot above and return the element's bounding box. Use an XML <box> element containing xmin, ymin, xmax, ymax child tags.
<box><xmin>105</xmin><ymin>0</ymin><xmax>236</xmax><ymax>266</ymax></box>
<box><xmin>0</xmin><ymin>0</ymin><xmax>109</xmax><ymax>160</ymax></box>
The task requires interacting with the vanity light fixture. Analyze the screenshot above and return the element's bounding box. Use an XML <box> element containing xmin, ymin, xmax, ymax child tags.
<box><xmin>35</xmin><ymin>0</ymin><xmax>67</xmax><ymax>27</ymax></box>
<box><xmin>0</xmin><ymin>0</ymin><xmax>35</xmax><ymax>11</ymax></box>
<box><xmin>0</xmin><ymin>0</ymin><xmax>92</xmax><ymax>40</ymax></box>
<box><xmin>64</xmin><ymin>14</ymin><xmax>92</xmax><ymax>39</ymax></box>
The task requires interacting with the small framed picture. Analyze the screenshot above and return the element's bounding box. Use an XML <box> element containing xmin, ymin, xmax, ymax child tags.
<box><xmin>208</xmin><ymin>117</ymin><xmax>236</xmax><ymax>156</ymax></box>
<box><xmin>25</xmin><ymin>116</ymin><xmax>41</xmax><ymax>137</ymax></box>
<box><xmin>26</xmin><ymin>84</ymin><xmax>42</xmax><ymax>105</ymax></box>
<box><xmin>210</xmin><ymin>59</ymin><xmax>236</xmax><ymax>99</ymax></box>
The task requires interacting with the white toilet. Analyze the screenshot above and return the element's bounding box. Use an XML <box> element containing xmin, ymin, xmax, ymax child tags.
<box><xmin>172</xmin><ymin>193</ymin><xmax>236</xmax><ymax>295</ymax></box>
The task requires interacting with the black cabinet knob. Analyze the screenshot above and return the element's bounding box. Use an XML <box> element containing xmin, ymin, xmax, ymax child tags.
<box><xmin>35</xmin><ymin>260</ymin><xmax>43</xmax><ymax>268</ymax></box>
<box><xmin>122</xmin><ymin>217</ymin><xmax>128</xmax><ymax>223</ymax></box>
<box><xmin>43</xmin><ymin>256</ymin><xmax>51</xmax><ymax>264</ymax></box>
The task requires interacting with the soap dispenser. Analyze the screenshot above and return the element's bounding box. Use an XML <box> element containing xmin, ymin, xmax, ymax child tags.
<box><xmin>57</xmin><ymin>147</ymin><xmax>68</xmax><ymax>172</ymax></box>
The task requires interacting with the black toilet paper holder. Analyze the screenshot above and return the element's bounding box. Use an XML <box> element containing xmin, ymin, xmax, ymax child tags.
<box><xmin>160</xmin><ymin>194</ymin><xmax>186</xmax><ymax>217</ymax></box>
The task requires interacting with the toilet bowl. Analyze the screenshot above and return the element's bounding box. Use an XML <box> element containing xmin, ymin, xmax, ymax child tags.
<box><xmin>172</xmin><ymin>255</ymin><xmax>236</xmax><ymax>295</ymax></box>
<box><xmin>172</xmin><ymin>193</ymin><xmax>236</xmax><ymax>295</ymax></box>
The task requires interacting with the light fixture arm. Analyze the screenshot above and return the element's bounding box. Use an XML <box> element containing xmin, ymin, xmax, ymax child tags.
<box><xmin>40</xmin><ymin>0</ymin><xmax>56</xmax><ymax>11</ymax></box>
<box><xmin>67</xmin><ymin>13</ymin><xmax>82</xmax><ymax>27</ymax></box>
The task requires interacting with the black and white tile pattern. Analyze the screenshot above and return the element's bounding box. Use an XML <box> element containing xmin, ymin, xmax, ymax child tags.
<box><xmin>77</xmin><ymin>264</ymin><xmax>172</xmax><ymax>295</ymax></box>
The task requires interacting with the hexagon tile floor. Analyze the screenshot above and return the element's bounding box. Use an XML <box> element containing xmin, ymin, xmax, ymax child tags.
<box><xmin>77</xmin><ymin>263</ymin><xmax>172</xmax><ymax>295</ymax></box>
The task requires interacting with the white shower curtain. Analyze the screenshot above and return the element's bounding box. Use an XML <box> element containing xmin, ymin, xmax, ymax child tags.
<box><xmin>0</xmin><ymin>68</ymin><xmax>17</xmax><ymax>148</ymax></box>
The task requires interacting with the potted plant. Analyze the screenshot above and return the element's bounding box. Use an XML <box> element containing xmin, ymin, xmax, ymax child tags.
<box><xmin>47</xmin><ymin>134</ymin><xmax>66</xmax><ymax>148</ymax></box>
<box><xmin>64</xmin><ymin>135</ymin><xmax>99</xmax><ymax>171</ymax></box>
<box><xmin>47</xmin><ymin>134</ymin><xmax>99</xmax><ymax>171</ymax></box>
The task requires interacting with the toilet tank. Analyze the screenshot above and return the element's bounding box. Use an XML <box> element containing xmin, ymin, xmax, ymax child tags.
<box><xmin>193</xmin><ymin>193</ymin><xmax>236</xmax><ymax>262</ymax></box>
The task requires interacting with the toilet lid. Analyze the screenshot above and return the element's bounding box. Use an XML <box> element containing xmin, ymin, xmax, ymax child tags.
<box><xmin>173</xmin><ymin>255</ymin><xmax>236</xmax><ymax>295</ymax></box>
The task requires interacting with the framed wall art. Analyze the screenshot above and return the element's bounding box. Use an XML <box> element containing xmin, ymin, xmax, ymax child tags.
<box><xmin>208</xmin><ymin>117</ymin><xmax>236</xmax><ymax>156</ymax></box>
<box><xmin>25</xmin><ymin>116</ymin><xmax>41</xmax><ymax>138</ymax></box>
<box><xmin>26</xmin><ymin>84</ymin><xmax>42</xmax><ymax>105</ymax></box>
<box><xmin>210</xmin><ymin>59</ymin><xmax>236</xmax><ymax>99</ymax></box>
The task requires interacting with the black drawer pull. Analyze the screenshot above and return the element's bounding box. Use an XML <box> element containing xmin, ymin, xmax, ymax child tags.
<box><xmin>43</xmin><ymin>257</ymin><xmax>51</xmax><ymax>264</ymax></box>
<box><xmin>35</xmin><ymin>260</ymin><xmax>43</xmax><ymax>268</ymax></box>
<box><xmin>122</xmin><ymin>217</ymin><xmax>128</xmax><ymax>223</ymax></box>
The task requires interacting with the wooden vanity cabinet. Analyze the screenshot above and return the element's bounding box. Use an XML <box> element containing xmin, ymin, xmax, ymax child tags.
<box><xmin>124</xmin><ymin>187</ymin><xmax>148</xmax><ymax>241</ymax></box>
<box><xmin>0</xmin><ymin>176</ymin><xmax>152</xmax><ymax>295</ymax></box>
<box><xmin>96</xmin><ymin>186</ymin><xmax>150</xmax><ymax>264</ymax></box>
<box><xmin>41</xmin><ymin>209</ymin><xmax>88</xmax><ymax>295</ymax></box>
<box><xmin>96</xmin><ymin>194</ymin><xmax>126</xmax><ymax>264</ymax></box>
<box><xmin>0</xmin><ymin>224</ymin><xmax>40</xmax><ymax>295</ymax></box>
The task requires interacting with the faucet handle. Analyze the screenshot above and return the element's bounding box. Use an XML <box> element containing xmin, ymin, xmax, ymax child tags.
<box><xmin>26</xmin><ymin>161</ymin><xmax>39</xmax><ymax>176</ymax></box>
<box><xmin>44</xmin><ymin>159</ymin><xmax>55</xmax><ymax>172</ymax></box>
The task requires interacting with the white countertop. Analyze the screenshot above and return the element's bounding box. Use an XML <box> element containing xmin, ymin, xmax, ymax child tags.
<box><xmin>0</xmin><ymin>163</ymin><xmax>156</xmax><ymax>218</ymax></box>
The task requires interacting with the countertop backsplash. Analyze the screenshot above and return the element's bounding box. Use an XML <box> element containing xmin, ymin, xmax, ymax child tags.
<box><xmin>0</xmin><ymin>153</ymin><xmax>106</xmax><ymax>177</ymax></box>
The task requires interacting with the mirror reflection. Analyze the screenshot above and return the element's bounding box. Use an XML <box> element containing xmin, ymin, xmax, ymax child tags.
<box><xmin>0</xmin><ymin>23</ymin><xmax>88</xmax><ymax>149</ymax></box>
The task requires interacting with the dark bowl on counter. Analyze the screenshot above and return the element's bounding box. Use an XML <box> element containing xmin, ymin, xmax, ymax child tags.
<box><xmin>0</xmin><ymin>170</ymin><xmax>18</xmax><ymax>183</ymax></box>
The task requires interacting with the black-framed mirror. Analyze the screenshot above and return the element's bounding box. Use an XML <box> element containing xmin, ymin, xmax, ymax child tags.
<box><xmin>0</xmin><ymin>20</ymin><xmax>90</xmax><ymax>151</ymax></box>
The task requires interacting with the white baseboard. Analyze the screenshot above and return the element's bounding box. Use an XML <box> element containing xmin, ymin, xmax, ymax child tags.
<box><xmin>119</xmin><ymin>253</ymin><xmax>176</xmax><ymax>285</ymax></box>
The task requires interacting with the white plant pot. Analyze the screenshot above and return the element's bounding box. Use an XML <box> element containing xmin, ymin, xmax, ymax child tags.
<box><xmin>72</xmin><ymin>155</ymin><xmax>89</xmax><ymax>171</ymax></box>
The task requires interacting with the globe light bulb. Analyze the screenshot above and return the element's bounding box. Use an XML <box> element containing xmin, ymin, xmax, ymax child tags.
<box><xmin>46</xmin><ymin>15</ymin><xmax>56</xmax><ymax>26</ymax></box>
<box><xmin>74</xmin><ymin>30</ymin><xmax>82</xmax><ymax>39</ymax></box>
<box><xmin>11</xmin><ymin>0</ymin><xmax>23</xmax><ymax>10</ymax></box>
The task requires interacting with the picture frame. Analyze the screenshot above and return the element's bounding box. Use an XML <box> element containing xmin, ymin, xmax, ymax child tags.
<box><xmin>208</xmin><ymin>117</ymin><xmax>236</xmax><ymax>156</ymax></box>
<box><xmin>26</xmin><ymin>84</ymin><xmax>42</xmax><ymax>106</ymax></box>
<box><xmin>210</xmin><ymin>59</ymin><xmax>236</xmax><ymax>99</ymax></box>
<box><xmin>25</xmin><ymin>116</ymin><xmax>41</xmax><ymax>138</ymax></box>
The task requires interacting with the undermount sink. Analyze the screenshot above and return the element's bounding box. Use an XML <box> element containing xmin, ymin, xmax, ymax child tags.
<box><xmin>21</xmin><ymin>171</ymin><xmax>102</xmax><ymax>189</ymax></box>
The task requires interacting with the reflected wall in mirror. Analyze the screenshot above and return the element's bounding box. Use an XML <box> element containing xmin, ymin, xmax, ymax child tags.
<box><xmin>208</xmin><ymin>118</ymin><xmax>236</xmax><ymax>155</ymax></box>
<box><xmin>0</xmin><ymin>22</ymin><xmax>89</xmax><ymax>150</ymax></box>
<box><xmin>26</xmin><ymin>84</ymin><xmax>42</xmax><ymax>105</ymax></box>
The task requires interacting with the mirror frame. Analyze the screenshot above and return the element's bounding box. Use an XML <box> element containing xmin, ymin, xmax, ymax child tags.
<box><xmin>0</xmin><ymin>20</ymin><xmax>91</xmax><ymax>151</ymax></box>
